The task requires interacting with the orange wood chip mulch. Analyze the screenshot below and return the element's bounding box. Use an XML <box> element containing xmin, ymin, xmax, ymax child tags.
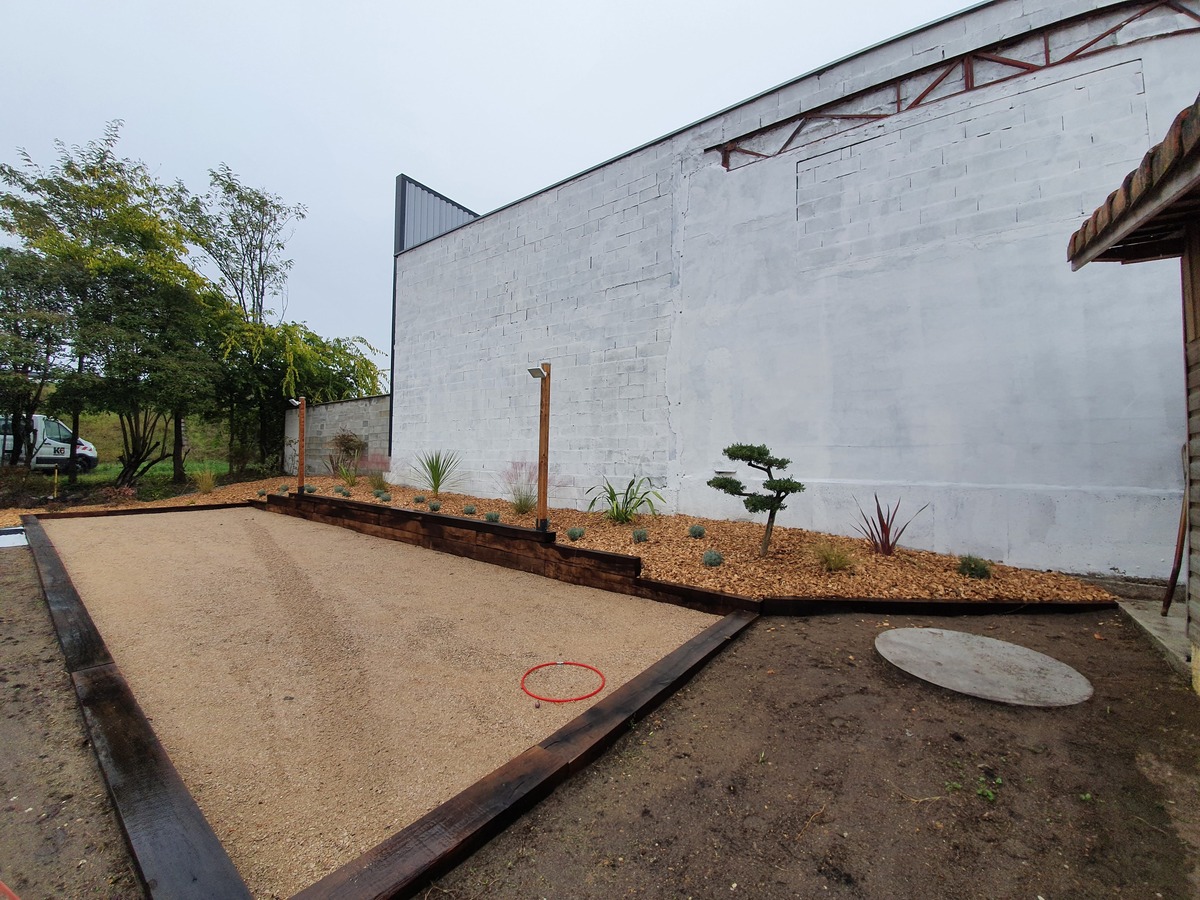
<box><xmin>3</xmin><ymin>475</ymin><xmax>1113</xmax><ymax>602</ymax></box>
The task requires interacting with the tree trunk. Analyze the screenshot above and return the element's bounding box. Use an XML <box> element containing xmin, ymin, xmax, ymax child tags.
<box><xmin>172</xmin><ymin>411</ymin><xmax>186</xmax><ymax>483</ymax></box>
<box><xmin>760</xmin><ymin>508</ymin><xmax>779</xmax><ymax>557</ymax></box>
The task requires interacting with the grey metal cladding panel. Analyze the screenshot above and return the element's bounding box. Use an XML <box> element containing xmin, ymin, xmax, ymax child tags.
<box><xmin>401</xmin><ymin>178</ymin><xmax>477</xmax><ymax>251</ymax></box>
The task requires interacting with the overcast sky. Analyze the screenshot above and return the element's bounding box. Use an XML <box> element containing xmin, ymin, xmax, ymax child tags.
<box><xmin>3</xmin><ymin>0</ymin><xmax>971</xmax><ymax>377</ymax></box>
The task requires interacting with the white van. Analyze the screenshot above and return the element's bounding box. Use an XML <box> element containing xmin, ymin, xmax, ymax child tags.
<box><xmin>0</xmin><ymin>414</ymin><xmax>99</xmax><ymax>472</ymax></box>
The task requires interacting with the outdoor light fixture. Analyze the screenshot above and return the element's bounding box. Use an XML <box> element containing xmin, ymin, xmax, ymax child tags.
<box><xmin>527</xmin><ymin>363</ymin><xmax>551</xmax><ymax>531</ymax></box>
<box><xmin>290</xmin><ymin>396</ymin><xmax>307</xmax><ymax>494</ymax></box>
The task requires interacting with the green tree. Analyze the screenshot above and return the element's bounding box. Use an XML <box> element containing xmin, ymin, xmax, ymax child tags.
<box><xmin>215</xmin><ymin>315</ymin><xmax>382</xmax><ymax>473</ymax></box>
<box><xmin>708</xmin><ymin>443</ymin><xmax>805</xmax><ymax>556</ymax></box>
<box><xmin>180</xmin><ymin>164</ymin><xmax>307</xmax><ymax>324</ymax></box>
<box><xmin>0</xmin><ymin>122</ymin><xmax>213</xmax><ymax>485</ymax></box>
<box><xmin>0</xmin><ymin>248</ymin><xmax>73</xmax><ymax>465</ymax></box>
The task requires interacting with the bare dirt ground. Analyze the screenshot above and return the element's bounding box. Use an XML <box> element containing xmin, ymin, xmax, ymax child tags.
<box><xmin>0</xmin><ymin>547</ymin><xmax>139</xmax><ymax>899</ymax></box>
<box><xmin>432</xmin><ymin>609</ymin><xmax>1200</xmax><ymax>900</ymax></box>
<box><xmin>34</xmin><ymin>508</ymin><xmax>719</xmax><ymax>898</ymax></box>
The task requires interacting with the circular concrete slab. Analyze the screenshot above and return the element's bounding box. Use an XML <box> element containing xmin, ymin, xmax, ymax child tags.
<box><xmin>875</xmin><ymin>628</ymin><xmax>1093</xmax><ymax>707</ymax></box>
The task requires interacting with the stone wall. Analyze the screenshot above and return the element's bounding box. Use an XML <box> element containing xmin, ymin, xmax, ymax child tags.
<box><xmin>283</xmin><ymin>395</ymin><xmax>391</xmax><ymax>476</ymax></box>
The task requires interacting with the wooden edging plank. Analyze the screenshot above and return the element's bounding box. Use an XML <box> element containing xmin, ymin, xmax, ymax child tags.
<box><xmin>31</xmin><ymin>501</ymin><xmax>250</xmax><ymax>521</ymax></box>
<box><xmin>21</xmin><ymin>514</ymin><xmax>252</xmax><ymax>900</ymax></box>
<box><xmin>759</xmin><ymin>596</ymin><xmax>1119</xmax><ymax>616</ymax></box>
<box><xmin>22</xmin><ymin>516</ymin><xmax>113</xmax><ymax>672</ymax></box>
<box><xmin>294</xmin><ymin>610</ymin><xmax>758</xmax><ymax>900</ymax></box>
<box><xmin>73</xmin><ymin>664</ymin><xmax>252</xmax><ymax>900</ymax></box>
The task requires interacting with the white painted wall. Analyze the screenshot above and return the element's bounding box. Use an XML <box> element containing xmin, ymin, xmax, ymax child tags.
<box><xmin>392</xmin><ymin>0</ymin><xmax>1199</xmax><ymax>577</ymax></box>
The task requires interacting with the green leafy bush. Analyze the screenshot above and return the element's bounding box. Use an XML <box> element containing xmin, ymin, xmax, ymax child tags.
<box><xmin>958</xmin><ymin>555</ymin><xmax>992</xmax><ymax>579</ymax></box>
<box><xmin>567</xmin><ymin>526</ymin><xmax>585</xmax><ymax>541</ymax></box>
<box><xmin>337</xmin><ymin>463</ymin><xmax>358</xmax><ymax>488</ymax></box>
<box><xmin>632</xmin><ymin>528</ymin><xmax>649</xmax><ymax>543</ymax></box>
<box><xmin>379</xmin><ymin>492</ymin><xmax>392</xmax><ymax>503</ymax></box>
<box><xmin>688</xmin><ymin>524</ymin><xmax>706</xmax><ymax>539</ymax></box>
<box><xmin>303</xmin><ymin>484</ymin><xmax>317</xmax><ymax>494</ymax></box>
<box><xmin>463</xmin><ymin>504</ymin><xmax>476</xmax><ymax>515</ymax></box>
<box><xmin>428</xmin><ymin>500</ymin><xmax>441</xmax><ymax>512</ymax></box>
<box><xmin>702</xmin><ymin>549</ymin><xmax>724</xmax><ymax>567</ymax></box>
<box><xmin>411</xmin><ymin>450</ymin><xmax>462</xmax><ymax>497</ymax></box>
<box><xmin>586</xmin><ymin>477</ymin><xmax>663</xmax><ymax>524</ymax></box>
<box><xmin>708</xmin><ymin>444</ymin><xmax>804</xmax><ymax>556</ymax></box>
<box><xmin>413</xmin><ymin>494</ymin><xmax>426</xmax><ymax>504</ymax></box>
<box><xmin>484</xmin><ymin>511</ymin><xmax>501</xmax><ymax>523</ymax></box>
<box><xmin>815</xmin><ymin>542</ymin><xmax>855</xmax><ymax>573</ymax></box>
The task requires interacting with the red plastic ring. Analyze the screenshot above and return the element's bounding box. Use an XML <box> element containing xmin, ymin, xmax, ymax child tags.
<box><xmin>520</xmin><ymin>661</ymin><xmax>606</xmax><ymax>703</ymax></box>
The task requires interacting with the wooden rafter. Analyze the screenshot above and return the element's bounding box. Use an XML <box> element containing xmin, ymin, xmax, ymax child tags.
<box><xmin>711</xmin><ymin>0</ymin><xmax>1200</xmax><ymax>170</ymax></box>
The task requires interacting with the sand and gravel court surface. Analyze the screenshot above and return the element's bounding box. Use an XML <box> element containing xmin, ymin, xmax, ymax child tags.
<box><xmin>40</xmin><ymin>507</ymin><xmax>720</xmax><ymax>898</ymax></box>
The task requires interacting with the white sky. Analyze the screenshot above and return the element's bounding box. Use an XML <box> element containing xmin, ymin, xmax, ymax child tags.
<box><xmin>3</xmin><ymin>0</ymin><xmax>972</xmax><ymax>377</ymax></box>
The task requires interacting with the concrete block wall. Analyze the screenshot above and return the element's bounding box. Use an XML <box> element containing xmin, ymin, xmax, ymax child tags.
<box><xmin>283</xmin><ymin>395</ymin><xmax>391</xmax><ymax>476</ymax></box>
<box><xmin>392</xmin><ymin>0</ymin><xmax>1200</xmax><ymax>576</ymax></box>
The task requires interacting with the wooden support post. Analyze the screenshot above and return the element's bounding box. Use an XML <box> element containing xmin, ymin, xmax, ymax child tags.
<box><xmin>537</xmin><ymin>364</ymin><xmax>551</xmax><ymax>532</ymax></box>
<box><xmin>1183</xmin><ymin>222</ymin><xmax>1200</xmax><ymax>690</ymax></box>
<box><xmin>297</xmin><ymin>396</ymin><xmax>306</xmax><ymax>495</ymax></box>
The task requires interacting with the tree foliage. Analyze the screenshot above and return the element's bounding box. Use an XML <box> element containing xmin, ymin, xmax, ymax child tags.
<box><xmin>180</xmin><ymin>164</ymin><xmax>307</xmax><ymax>324</ymax></box>
<box><xmin>0</xmin><ymin>248</ymin><xmax>73</xmax><ymax>463</ymax></box>
<box><xmin>708</xmin><ymin>443</ymin><xmax>805</xmax><ymax>557</ymax></box>
<box><xmin>0</xmin><ymin>122</ymin><xmax>380</xmax><ymax>486</ymax></box>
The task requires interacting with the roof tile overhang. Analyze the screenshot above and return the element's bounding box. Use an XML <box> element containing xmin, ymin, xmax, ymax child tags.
<box><xmin>1068</xmin><ymin>91</ymin><xmax>1200</xmax><ymax>269</ymax></box>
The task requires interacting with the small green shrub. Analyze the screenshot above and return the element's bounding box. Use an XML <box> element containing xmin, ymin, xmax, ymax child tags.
<box><xmin>586</xmin><ymin>476</ymin><xmax>663</xmax><ymax>524</ymax></box>
<box><xmin>256</xmin><ymin>489</ymin><xmax>266</xmax><ymax>497</ymax></box>
<box><xmin>567</xmin><ymin>526</ymin><xmax>585</xmax><ymax>541</ymax></box>
<box><xmin>303</xmin><ymin>484</ymin><xmax>317</xmax><ymax>494</ymax></box>
<box><xmin>815</xmin><ymin>542</ymin><xmax>855</xmax><ymax>573</ymax></box>
<box><xmin>688</xmin><ymin>524</ymin><xmax>706</xmax><ymax>539</ymax></box>
<box><xmin>337</xmin><ymin>464</ymin><xmax>358</xmax><ymax>488</ymax></box>
<box><xmin>484</xmin><ymin>511</ymin><xmax>501</xmax><ymax>523</ymax></box>
<box><xmin>413</xmin><ymin>494</ymin><xmax>426</xmax><ymax>504</ymax></box>
<box><xmin>463</xmin><ymin>504</ymin><xmax>476</xmax><ymax>515</ymax></box>
<box><xmin>702</xmin><ymin>549</ymin><xmax>724</xmax><ymax>567</ymax></box>
<box><xmin>372</xmin><ymin>488</ymin><xmax>383</xmax><ymax>498</ymax></box>
<box><xmin>379</xmin><ymin>492</ymin><xmax>392</xmax><ymax>503</ymax></box>
<box><xmin>632</xmin><ymin>528</ymin><xmax>648</xmax><ymax>543</ymax></box>
<box><xmin>278</xmin><ymin>485</ymin><xmax>290</xmax><ymax>494</ymax></box>
<box><xmin>958</xmin><ymin>555</ymin><xmax>992</xmax><ymax>579</ymax></box>
<box><xmin>428</xmin><ymin>500</ymin><xmax>441</xmax><ymax>512</ymax></box>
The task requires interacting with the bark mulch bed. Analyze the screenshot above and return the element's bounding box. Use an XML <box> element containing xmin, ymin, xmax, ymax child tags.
<box><xmin>1</xmin><ymin>475</ymin><xmax>1113</xmax><ymax>603</ymax></box>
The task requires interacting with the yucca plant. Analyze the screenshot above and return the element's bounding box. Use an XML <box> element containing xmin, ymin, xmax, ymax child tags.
<box><xmin>586</xmin><ymin>477</ymin><xmax>663</xmax><ymax>524</ymax></box>
<box><xmin>411</xmin><ymin>450</ymin><xmax>462</xmax><ymax>497</ymax></box>
<box><xmin>853</xmin><ymin>494</ymin><xmax>929</xmax><ymax>556</ymax></box>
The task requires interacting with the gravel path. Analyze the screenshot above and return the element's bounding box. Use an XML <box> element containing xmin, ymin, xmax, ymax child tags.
<box><xmin>40</xmin><ymin>508</ymin><xmax>719</xmax><ymax>898</ymax></box>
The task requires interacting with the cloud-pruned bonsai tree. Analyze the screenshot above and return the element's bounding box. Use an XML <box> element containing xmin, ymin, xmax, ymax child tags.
<box><xmin>707</xmin><ymin>443</ymin><xmax>805</xmax><ymax>557</ymax></box>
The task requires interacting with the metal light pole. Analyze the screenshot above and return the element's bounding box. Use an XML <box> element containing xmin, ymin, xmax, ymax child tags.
<box><xmin>527</xmin><ymin>363</ymin><xmax>551</xmax><ymax>531</ymax></box>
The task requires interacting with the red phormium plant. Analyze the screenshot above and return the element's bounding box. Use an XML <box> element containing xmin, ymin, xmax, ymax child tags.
<box><xmin>852</xmin><ymin>494</ymin><xmax>929</xmax><ymax>555</ymax></box>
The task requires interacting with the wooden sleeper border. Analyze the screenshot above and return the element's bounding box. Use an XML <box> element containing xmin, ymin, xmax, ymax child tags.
<box><xmin>20</xmin><ymin>497</ymin><xmax>1118</xmax><ymax>900</ymax></box>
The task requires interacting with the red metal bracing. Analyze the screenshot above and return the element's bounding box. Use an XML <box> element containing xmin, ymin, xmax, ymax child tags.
<box><xmin>712</xmin><ymin>1</ymin><xmax>1200</xmax><ymax>171</ymax></box>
